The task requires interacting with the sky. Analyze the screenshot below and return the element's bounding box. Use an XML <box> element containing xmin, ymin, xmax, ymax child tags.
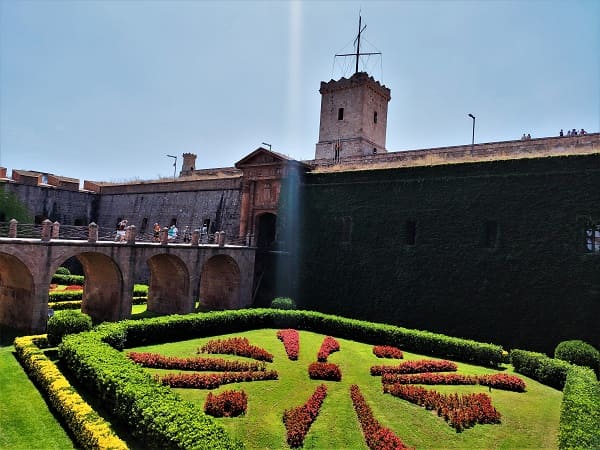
<box><xmin>1</xmin><ymin>0</ymin><xmax>598</xmax><ymax>183</ymax></box>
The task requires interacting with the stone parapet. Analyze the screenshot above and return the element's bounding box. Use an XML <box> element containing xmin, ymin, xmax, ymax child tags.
<box><xmin>320</xmin><ymin>72</ymin><xmax>391</xmax><ymax>101</ymax></box>
<box><xmin>86</xmin><ymin>176</ymin><xmax>242</xmax><ymax>195</ymax></box>
<box><xmin>311</xmin><ymin>132</ymin><xmax>600</xmax><ymax>170</ymax></box>
<box><xmin>47</xmin><ymin>174</ymin><xmax>80</xmax><ymax>191</ymax></box>
<box><xmin>11</xmin><ymin>170</ymin><xmax>41</xmax><ymax>186</ymax></box>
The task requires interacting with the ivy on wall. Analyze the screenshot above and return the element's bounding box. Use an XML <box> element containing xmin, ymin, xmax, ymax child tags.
<box><xmin>285</xmin><ymin>154</ymin><xmax>600</xmax><ymax>354</ymax></box>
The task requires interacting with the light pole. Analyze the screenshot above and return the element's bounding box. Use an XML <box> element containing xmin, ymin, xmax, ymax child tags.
<box><xmin>468</xmin><ymin>114</ymin><xmax>476</xmax><ymax>156</ymax></box>
<box><xmin>166</xmin><ymin>154</ymin><xmax>177</xmax><ymax>180</ymax></box>
<box><xmin>261</xmin><ymin>142</ymin><xmax>272</xmax><ymax>151</ymax></box>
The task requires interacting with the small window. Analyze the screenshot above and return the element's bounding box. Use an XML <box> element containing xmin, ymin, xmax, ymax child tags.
<box><xmin>373</xmin><ymin>148</ymin><xmax>377</xmax><ymax>154</ymax></box>
<box><xmin>483</xmin><ymin>221</ymin><xmax>499</xmax><ymax>249</ymax></box>
<box><xmin>341</xmin><ymin>216</ymin><xmax>353</xmax><ymax>242</ymax></box>
<box><xmin>405</xmin><ymin>220</ymin><xmax>416</xmax><ymax>245</ymax></box>
<box><xmin>170</xmin><ymin>218</ymin><xmax>177</xmax><ymax>226</ymax></box>
<box><xmin>140</xmin><ymin>218</ymin><xmax>148</xmax><ymax>233</ymax></box>
<box><xmin>338</xmin><ymin>107</ymin><xmax>344</xmax><ymax>120</ymax></box>
<box><xmin>585</xmin><ymin>224</ymin><xmax>600</xmax><ymax>252</ymax></box>
<box><xmin>374</xmin><ymin>111</ymin><xmax>378</xmax><ymax>124</ymax></box>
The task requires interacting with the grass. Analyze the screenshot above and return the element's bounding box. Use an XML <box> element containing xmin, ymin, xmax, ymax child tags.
<box><xmin>132</xmin><ymin>329</ymin><xmax>562</xmax><ymax>449</ymax></box>
<box><xmin>0</xmin><ymin>326</ymin><xmax>75</xmax><ymax>450</ymax></box>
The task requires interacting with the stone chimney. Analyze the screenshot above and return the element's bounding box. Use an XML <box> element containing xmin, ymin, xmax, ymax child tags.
<box><xmin>180</xmin><ymin>153</ymin><xmax>197</xmax><ymax>177</ymax></box>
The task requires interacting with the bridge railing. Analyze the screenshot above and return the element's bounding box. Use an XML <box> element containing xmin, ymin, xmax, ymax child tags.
<box><xmin>0</xmin><ymin>220</ymin><xmax>250</xmax><ymax>247</ymax></box>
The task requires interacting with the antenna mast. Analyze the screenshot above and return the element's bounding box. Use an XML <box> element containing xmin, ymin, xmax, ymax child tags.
<box><xmin>336</xmin><ymin>13</ymin><xmax>381</xmax><ymax>75</ymax></box>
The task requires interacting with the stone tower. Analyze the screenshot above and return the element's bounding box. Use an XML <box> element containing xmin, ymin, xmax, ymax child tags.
<box><xmin>180</xmin><ymin>153</ymin><xmax>197</xmax><ymax>176</ymax></box>
<box><xmin>315</xmin><ymin>72</ymin><xmax>391</xmax><ymax>160</ymax></box>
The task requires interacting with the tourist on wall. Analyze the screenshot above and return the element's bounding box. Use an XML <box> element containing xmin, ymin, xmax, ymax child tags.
<box><xmin>168</xmin><ymin>224</ymin><xmax>178</xmax><ymax>241</ymax></box>
<box><xmin>183</xmin><ymin>226</ymin><xmax>191</xmax><ymax>243</ymax></box>
<box><xmin>153</xmin><ymin>223</ymin><xmax>161</xmax><ymax>242</ymax></box>
<box><xmin>115</xmin><ymin>219</ymin><xmax>127</xmax><ymax>242</ymax></box>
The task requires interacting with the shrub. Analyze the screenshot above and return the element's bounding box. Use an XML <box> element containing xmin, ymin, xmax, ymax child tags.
<box><xmin>350</xmin><ymin>384</ymin><xmax>412</xmax><ymax>450</ymax></box>
<box><xmin>478</xmin><ymin>374</ymin><xmax>526</xmax><ymax>392</ymax></box>
<box><xmin>51</xmin><ymin>273</ymin><xmax>85</xmax><ymax>286</ymax></box>
<box><xmin>317</xmin><ymin>336</ymin><xmax>340</xmax><ymax>362</ymax></box>
<box><xmin>373</xmin><ymin>345</ymin><xmax>404</xmax><ymax>359</ymax></box>
<box><xmin>55</xmin><ymin>266</ymin><xmax>71</xmax><ymax>275</ymax></box>
<box><xmin>308</xmin><ymin>362</ymin><xmax>342</xmax><ymax>381</ymax></box>
<box><xmin>199</xmin><ymin>337</ymin><xmax>274</xmax><ymax>362</ymax></box>
<box><xmin>510</xmin><ymin>349</ymin><xmax>571</xmax><ymax>390</ymax></box>
<box><xmin>277</xmin><ymin>329</ymin><xmax>300</xmax><ymax>360</ymax></box>
<box><xmin>204</xmin><ymin>390</ymin><xmax>247</xmax><ymax>418</ymax></box>
<box><xmin>47</xmin><ymin>310</ymin><xmax>92</xmax><ymax>346</ymax></box>
<box><xmin>371</xmin><ymin>359</ymin><xmax>457</xmax><ymax>376</ymax></box>
<box><xmin>49</xmin><ymin>290</ymin><xmax>83</xmax><ymax>302</ymax></box>
<box><xmin>384</xmin><ymin>384</ymin><xmax>501</xmax><ymax>432</ymax></box>
<box><xmin>48</xmin><ymin>300</ymin><xmax>82</xmax><ymax>311</ymax></box>
<box><xmin>558</xmin><ymin>366</ymin><xmax>600</xmax><ymax>449</ymax></box>
<box><xmin>157</xmin><ymin>370</ymin><xmax>278</xmax><ymax>389</ymax></box>
<box><xmin>555</xmin><ymin>340</ymin><xmax>600</xmax><ymax>376</ymax></box>
<box><xmin>128</xmin><ymin>351</ymin><xmax>266</xmax><ymax>371</ymax></box>
<box><xmin>14</xmin><ymin>335</ymin><xmax>127</xmax><ymax>449</ymax></box>
<box><xmin>270</xmin><ymin>297</ymin><xmax>296</xmax><ymax>310</ymax></box>
<box><xmin>283</xmin><ymin>384</ymin><xmax>327</xmax><ymax>447</ymax></box>
<box><xmin>382</xmin><ymin>373</ymin><xmax>478</xmax><ymax>386</ymax></box>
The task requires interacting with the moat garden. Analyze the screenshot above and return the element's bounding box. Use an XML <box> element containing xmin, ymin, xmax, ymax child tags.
<box><xmin>0</xmin><ymin>269</ymin><xmax>598</xmax><ymax>449</ymax></box>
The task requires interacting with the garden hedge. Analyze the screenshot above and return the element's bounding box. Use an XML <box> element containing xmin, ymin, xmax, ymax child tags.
<box><xmin>555</xmin><ymin>340</ymin><xmax>600</xmax><ymax>376</ymax></box>
<box><xmin>47</xmin><ymin>310</ymin><xmax>93</xmax><ymax>346</ymax></box>
<box><xmin>558</xmin><ymin>366</ymin><xmax>600</xmax><ymax>450</ymax></box>
<box><xmin>13</xmin><ymin>335</ymin><xmax>128</xmax><ymax>450</ymax></box>
<box><xmin>510</xmin><ymin>349</ymin><xmax>572</xmax><ymax>390</ymax></box>
<box><xmin>52</xmin><ymin>273</ymin><xmax>85</xmax><ymax>286</ymax></box>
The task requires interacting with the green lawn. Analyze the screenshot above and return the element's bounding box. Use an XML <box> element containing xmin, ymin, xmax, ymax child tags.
<box><xmin>133</xmin><ymin>329</ymin><xmax>562</xmax><ymax>449</ymax></box>
<box><xmin>0</xmin><ymin>327</ymin><xmax>75</xmax><ymax>450</ymax></box>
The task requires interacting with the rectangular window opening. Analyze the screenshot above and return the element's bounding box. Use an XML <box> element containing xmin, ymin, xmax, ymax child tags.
<box><xmin>483</xmin><ymin>220</ymin><xmax>499</xmax><ymax>249</ymax></box>
<box><xmin>585</xmin><ymin>224</ymin><xmax>600</xmax><ymax>253</ymax></box>
<box><xmin>341</xmin><ymin>216</ymin><xmax>353</xmax><ymax>242</ymax></box>
<box><xmin>338</xmin><ymin>107</ymin><xmax>344</xmax><ymax>120</ymax></box>
<box><xmin>374</xmin><ymin>111</ymin><xmax>378</xmax><ymax>124</ymax></box>
<box><xmin>405</xmin><ymin>220</ymin><xmax>416</xmax><ymax>246</ymax></box>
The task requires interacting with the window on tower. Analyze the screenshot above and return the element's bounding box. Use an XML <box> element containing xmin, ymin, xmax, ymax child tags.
<box><xmin>338</xmin><ymin>108</ymin><xmax>344</xmax><ymax>120</ymax></box>
<box><xmin>374</xmin><ymin>111</ymin><xmax>378</xmax><ymax>123</ymax></box>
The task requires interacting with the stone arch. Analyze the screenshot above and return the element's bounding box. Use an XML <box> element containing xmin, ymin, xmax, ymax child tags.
<box><xmin>0</xmin><ymin>253</ymin><xmax>35</xmax><ymax>331</ymax></box>
<box><xmin>146</xmin><ymin>254</ymin><xmax>191</xmax><ymax>314</ymax></box>
<box><xmin>73</xmin><ymin>252</ymin><xmax>124</xmax><ymax>323</ymax></box>
<box><xmin>199</xmin><ymin>255</ymin><xmax>241</xmax><ymax>309</ymax></box>
<box><xmin>256</xmin><ymin>212</ymin><xmax>277</xmax><ymax>248</ymax></box>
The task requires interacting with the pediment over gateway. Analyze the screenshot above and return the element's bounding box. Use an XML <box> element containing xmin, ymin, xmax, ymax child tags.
<box><xmin>235</xmin><ymin>147</ymin><xmax>296</xmax><ymax>168</ymax></box>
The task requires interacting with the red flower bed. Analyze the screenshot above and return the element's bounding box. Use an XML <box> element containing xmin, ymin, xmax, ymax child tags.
<box><xmin>350</xmin><ymin>384</ymin><xmax>413</xmax><ymax>450</ymax></box>
<box><xmin>373</xmin><ymin>346</ymin><xmax>404</xmax><ymax>359</ymax></box>
<box><xmin>371</xmin><ymin>359</ymin><xmax>457</xmax><ymax>376</ymax></box>
<box><xmin>127</xmin><ymin>352</ymin><xmax>266</xmax><ymax>372</ymax></box>
<box><xmin>317</xmin><ymin>336</ymin><xmax>340</xmax><ymax>362</ymax></box>
<box><xmin>156</xmin><ymin>370</ymin><xmax>278</xmax><ymax>389</ymax></box>
<box><xmin>384</xmin><ymin>384</ymin><xmax>501</xmax><ymax>432</ymax></box>
<box><xmin>283</xmin><ymin>384</ymin><xmax>327</xmax><ymax>448</ymax></box>
<box><xmin>382</xmin><ymin>373</ymin><xmax>478</xmax><ymax>386</ymax></box>
<box><xmin>49</xmin><ymin>284</ymin><xmax>58</xmax><ymax>290</ymax></box>
<box><xmin>478</xmin><ymin>373</ymin><xmax>526</xmax><ymax>392</ymax></box>
<box><xmin>204</xmin><ymin>390</ymin><xmax>248</xmax><ymax>417</ymax></box>
<box><xmin>199</xmin><ymin>337</ymin><xmax>274</xmax><ymax>362</ymax></box>
<box><xmin>308</xmin><ymin>362</ymin><xmax>342</xmax><ymax>381</ymax></box>
<box><xmin>277</xmin><ymin>329</ymin><xmax>299</xmax><ymax>360</ymax></box>
<box><xmin>65</xmin><ymin>285</ymin><xmax>83</xmax><ymax>291</ymax></box>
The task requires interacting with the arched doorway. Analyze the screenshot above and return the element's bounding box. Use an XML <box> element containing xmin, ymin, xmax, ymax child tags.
<box><xmin>256</xmin><ymin>213</ymin><xmax>277</xmax><ymax>248</ymax></box>
<box><xmin>147</xmin><ymin>254</ymin><xmax>191</xmax><ymax>314</ymax></box>
<box><xmin>0</xmin><ymin>253</ymin><xmax>35</xmax><ymax>331</ymax></box>
<box><xmin>75</xmin><ymin>253</ymin><xmax>123</xmax><ymax>322</ymax></box>
<box><xmin>199</xmin><ymin>255</ymin><xmax>241</xmax><ymax>309</ymax></box>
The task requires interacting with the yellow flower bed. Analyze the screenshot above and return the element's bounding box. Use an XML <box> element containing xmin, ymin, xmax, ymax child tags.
<box><xmin>14</xmin><ymin>335</ymin><xmax>128</xmax><ymax>450</ymax></box>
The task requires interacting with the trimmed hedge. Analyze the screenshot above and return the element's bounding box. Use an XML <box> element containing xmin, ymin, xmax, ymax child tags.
<box><xmin>270</xmin><ymin>297</ymin><xmax>296</xmax><ymax>310</ymax></box>
<box><xmin>55</xmin><ymin>266</ymin><xmax>71</xmax><ymax>275</ymax></box>
<box><xmin>48</xmin><ymin>296</ymin><xmax>147</xmax><ymax>311</ymax></box>
<box><xmin>558</xmin><ymin>366</ymin><xmax>600</xmax><ymax>450</ymax></box>
<box><xmin>47</xmin><ymin>310</ymin><xmax>93</xmax><ymax>346</ymax></box>
<box><xmin>555</xmin><ymin>340</ymin><xmax>600</xmax><ymax>376</ymax></box>
<box><xmin>510</xmin><ymin>349</ymin><xmax>572</xmax><ymax>390</ymax></box>
<box><xmin>95</xmin><ymin>309</ymin><xmax>504</xmax><ymax>367</ymax></box>
<box><xmin>13</xmin><ymin>335</ymin><xmax>128</xmax><ymax>450</ymax></box>
<box><xmin>52</xmin><ymin>273</ymin><xmax>85</xmax><ymax>286</ymax></box>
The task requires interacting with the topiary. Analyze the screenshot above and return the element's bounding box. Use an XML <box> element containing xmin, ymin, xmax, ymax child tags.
<box><xmin>270</xmin><ymin>297</ymin><xmax>296</xmax><ymax>310</ymax></box>
<box><xmin>55</xmin><ymin>266</ymin><xmax>71</xmax><ymax>275</ymax></box>
<box><xmin>555</xmin><ymin>340</ymin><xmax>600</xmax><ymax>376</ymax></box>
<box><xmin>47</xmin><ymin>310</ymin><xmax>92</xmax><ymax>346</ymax></box>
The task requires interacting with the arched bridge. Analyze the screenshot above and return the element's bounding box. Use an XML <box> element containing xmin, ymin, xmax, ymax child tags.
<box><xmin>0</xmin><ymin>238</ymin><xmax>256</xmax><ymax>333</ymax></box>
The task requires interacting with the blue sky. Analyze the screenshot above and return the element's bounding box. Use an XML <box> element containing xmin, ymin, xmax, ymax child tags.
<box><xmin>1</xmin><ymin>0</ymin><xmax>598</xmax><ymax>183</ymax></box>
